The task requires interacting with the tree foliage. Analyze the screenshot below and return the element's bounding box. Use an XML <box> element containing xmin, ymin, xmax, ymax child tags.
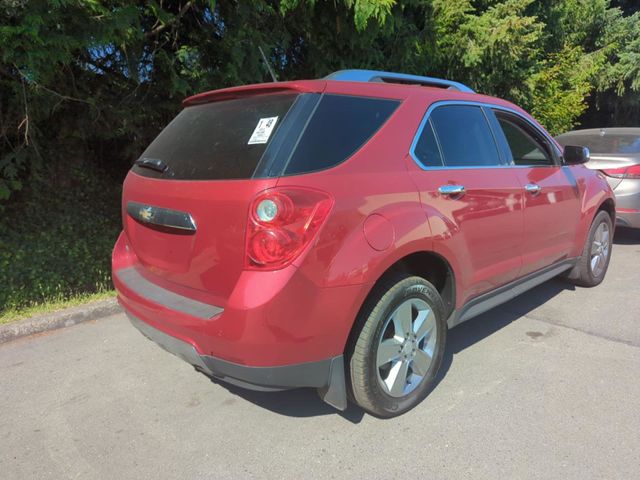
<box><xmin>1</xmin><ymin>0</ymin><xmax>639</xmax><ymax>201</ymax></box>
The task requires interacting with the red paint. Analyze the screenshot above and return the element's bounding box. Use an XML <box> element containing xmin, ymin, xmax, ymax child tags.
<box><xmin>363</xmin><ymin>214</ymin><xmax>395</xmax><ymax>251</ymax></box>
<box><xmin>112</xmin><ymin>80</ymin><xmax>615</xmax><ymax>368</ymax></box>
<box><xmin>513</xmin><ymin>167</ymin><xmax>581</xmax><ymax>276</ymax></box>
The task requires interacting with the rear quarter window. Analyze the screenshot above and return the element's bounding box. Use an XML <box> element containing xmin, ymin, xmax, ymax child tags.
<box><xmin>283</xmin><ymin>94</ymin><xmax>400</xmax><ymax>175</ymax></box>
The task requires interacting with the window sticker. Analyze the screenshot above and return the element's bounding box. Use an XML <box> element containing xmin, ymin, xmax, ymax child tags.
<box><xmin>248</xmin><ymin>116</ymin><xmax>279</xmax><ymax>145</ymax></box>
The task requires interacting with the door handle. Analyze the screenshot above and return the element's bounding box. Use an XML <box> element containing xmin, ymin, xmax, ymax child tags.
<box><xmin>438</xmin><ymin>185</ymin><xmax>465</xmax><ymax>196</ymax></box>
<box><xmin>525</xmin><ymin>183</ymin><xmax>541</xmax><ymax>195</ymax></box>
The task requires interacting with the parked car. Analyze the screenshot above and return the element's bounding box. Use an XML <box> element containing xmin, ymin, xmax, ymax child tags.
<box><xmin>112</xmin><ymin>70</ymin><xmax>615</xmax><ymax>417</ymax></box>
<box><xmin>556</xmin><ymin>128</ymin><xmax>640</xmax><ymax>229</ymax></box>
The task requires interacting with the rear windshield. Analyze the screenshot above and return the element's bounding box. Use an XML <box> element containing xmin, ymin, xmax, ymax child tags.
<box><xmin>133</xmin><ymin>94</ymin><xmax>298</xmax><ymax>180</ymax></box>
<box><xmin>132</xmin><ymin>93</ymin><xmax>400</xmax><ymax>181</ymax></box>
<box><xmin>556</xmin><ymin>131</ymin><xmax>640</xmax><ymax>154</ymax></box>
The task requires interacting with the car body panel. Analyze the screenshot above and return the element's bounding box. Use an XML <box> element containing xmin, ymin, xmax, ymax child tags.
<box><xmin>408</xmin><ymin>164</ymin><xmax>524</xmax><ymax>307</ymax></box>
<box><xmin>513</xmin><ymin>166</ymin><xmax>582</xmax><ymax>275</ymax></box>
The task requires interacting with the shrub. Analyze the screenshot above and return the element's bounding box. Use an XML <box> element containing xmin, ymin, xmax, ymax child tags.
<box><xmin>0</xmin><ymin>164</ymin><xmax>121</xmax><ymax>313</ymax></box>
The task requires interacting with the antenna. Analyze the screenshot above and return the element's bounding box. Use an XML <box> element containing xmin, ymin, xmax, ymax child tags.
<box><xmin>258</xmin><ymin>46</ymin><xmax>278</xmax><ymax>82</ymax></box>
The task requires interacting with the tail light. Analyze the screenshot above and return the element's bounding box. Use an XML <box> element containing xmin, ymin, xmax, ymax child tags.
<box><xmin>601</xmin><ymin>165</ymin><xmax>640</xmax><ymax>179</ymax></box>
<box><xmin>245</xmin><ymin>187</ymin><xmax>334</xmax><ymax>270</ymax></box>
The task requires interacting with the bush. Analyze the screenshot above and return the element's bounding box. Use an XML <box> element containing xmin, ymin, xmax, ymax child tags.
<box><xmin>0</xmin><ymin>164</ymin><xmax>121</xmax><ymax>313</ymax></box>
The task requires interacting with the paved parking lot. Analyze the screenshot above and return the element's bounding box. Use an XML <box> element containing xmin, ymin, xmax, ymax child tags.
<box><xmin>2</xmin><ymin>228</ymin><xmax>639</xmax><ymax>480</ymax></box>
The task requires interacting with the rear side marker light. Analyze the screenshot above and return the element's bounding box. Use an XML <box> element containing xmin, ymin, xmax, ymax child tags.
<box><xmin>245</xmin><ymin>187</ymin><xmax>334</xmax><ymax>270</ymax></box>
<box><xmin>602</xmin><ymin>165</ymin><xmax>640</xmax><ymax>179</ymax></box>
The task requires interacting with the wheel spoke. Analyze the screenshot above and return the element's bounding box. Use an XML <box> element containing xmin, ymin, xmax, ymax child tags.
<box><xmin>424</xmin><ymin>329</ymin><xmax>437</xmax><ymax>357</ymax></box>
<box><xmin>377</xmin><ymin>339</ymin><xmax>402</xmax><ymax>367</ymax></box>
<box><xmin>413</xmin><ymin>308</ymin><xmax>434</xmax><ymax>342</ymax></box>
<box><xmin>386</xmin><ymin>360</ymin><xmax>410</xmax><ymax>396</ymax></box>
<box><xmin>602</xmin><ymin>227</ymin><xmax>610</xmax><ymax>246</ymax></box>
<box><xmin>411</xmin><ymin>349</ymin><xmax>432</xmax><ymax>376</ymax></box>
<box><xmin>392</xmin><ymin>301</ymin><xmax>413</xmax><ymax>339</ymax></box>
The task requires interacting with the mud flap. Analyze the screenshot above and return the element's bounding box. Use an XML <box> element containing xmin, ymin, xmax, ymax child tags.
<box><xmin>317</xmin><ymin>356</ymin><xmax>347</xmax><ymax>411</ymax></box>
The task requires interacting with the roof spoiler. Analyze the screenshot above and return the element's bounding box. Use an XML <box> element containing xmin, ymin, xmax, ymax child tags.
<box><xmin>325</xmin><ymin>69</ymin><xmax>475</xmax><ymax>93</ymax></box>
<box><xmin>183</xmin><ymin>82</ymin><xmax>325</xmax><ymax>106</ymax></box>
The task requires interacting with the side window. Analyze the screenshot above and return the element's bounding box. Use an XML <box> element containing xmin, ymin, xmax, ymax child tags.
<box><xmin>429</xmin><ymin>105</ymin><xmax>501</xmax><ymax>167</ymax></box>
<box><xmin>284</xmin><ymin>94</ymin><xmax>400</xmax><ymax>175</ymax></box>
<box><xmin>494</xmin><ymin>114</ymin><xmax>553</xmax><ymax>166</ymax></box>
<box><xmin>414</xmin><ymin>119</ymin><xmax>444</xmax><ymax>167</ymax></box>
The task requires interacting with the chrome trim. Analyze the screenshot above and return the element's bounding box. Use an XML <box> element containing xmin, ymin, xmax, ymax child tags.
<box><xmin>127</xmin><ymin>201</ymin><xmax>196</xmax><ymax>232</ymax></box>
<box><xmin>524</xmin><ymin>183</ymin><xmax>541</xmax><ymax>195</ymax></box>
<box><xmin>438</xmin><ymin>185</ymin><xmax>465</xmax><ymax>196</ymax></box>
<box><xmin>116</xmin><ymin>267</ymin><xmax>223</xmax><ymax>320</ymax></box>
<box><xmin>409</xmin><ymin>100</ymin><xmax>562</xmax><ymax>171</ymax></box>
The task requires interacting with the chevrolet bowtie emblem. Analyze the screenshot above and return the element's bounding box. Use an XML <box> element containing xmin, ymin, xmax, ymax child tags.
<box><xmin>140</xmin><ymin>206</ymin><xmax>155</xmax><ymax>222</ymax></box>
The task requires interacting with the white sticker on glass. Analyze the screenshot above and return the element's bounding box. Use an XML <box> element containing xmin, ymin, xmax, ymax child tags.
<box><xmin>248</xmin><ymin>116</ymin><xmax>279</xmax><ymax>145</ymax></box>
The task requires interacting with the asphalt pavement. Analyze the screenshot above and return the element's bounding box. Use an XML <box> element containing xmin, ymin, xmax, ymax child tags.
<box><xmin>2</xmin><ymin>228</ymin><xmax>639</xmax><ymax>479</ymax></box>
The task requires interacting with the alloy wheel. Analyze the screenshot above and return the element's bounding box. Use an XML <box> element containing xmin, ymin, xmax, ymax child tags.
<box><xmin>590</xmin><ymin>221</ymin><xmax>611</xmax><ymax>277</ymax></box>
<box><xmin>376</xmin><ymin>298</ymin><xmax>437</xmax><ymax>397</ymax></box>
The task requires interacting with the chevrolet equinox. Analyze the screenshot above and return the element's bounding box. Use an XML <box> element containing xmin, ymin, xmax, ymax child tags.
<box><xmin>113</xmin><ymin>70</ymin><xmax>615</xmax><ymax>417</ymax></box>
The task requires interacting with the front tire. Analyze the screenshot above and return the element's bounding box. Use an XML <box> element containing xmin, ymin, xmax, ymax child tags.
<box><xmin>569</xmin><ymin>210</ymin><xmax>613</xmax><ymax>287</ymax></box>
<box><xmin>347</xmin><ymin>274</ymin><xmax>446</xmax><ymax>417</ymax></box>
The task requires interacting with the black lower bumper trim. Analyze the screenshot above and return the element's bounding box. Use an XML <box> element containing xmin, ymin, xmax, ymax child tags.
<box><xmin>126</xmin><ymin>313</ymin><xmax>347</xmax><ymax>410</ymax></box>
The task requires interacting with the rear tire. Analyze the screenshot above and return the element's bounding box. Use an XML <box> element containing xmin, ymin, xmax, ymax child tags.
<box><xmin>347</xmin><ymin>274</ymin><xmax>446</xmax><ymax>418</ymax></box>
<box><xmin>569</xmin><ymin>210</ymin><xmax>613</xmax><ymax>287</ymax></box>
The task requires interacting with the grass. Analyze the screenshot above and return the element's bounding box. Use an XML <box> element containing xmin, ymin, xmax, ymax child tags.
<box><xmin>0</xmin><ymin>290</ymin><xmax>116</xmax><ymax>325</ymax></box>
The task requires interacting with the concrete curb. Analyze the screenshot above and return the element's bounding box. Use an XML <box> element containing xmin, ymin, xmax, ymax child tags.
<box><xmin>0</xmin><ymin>298</ymin><xmax>122</xmax><ymax>344</ymax></box>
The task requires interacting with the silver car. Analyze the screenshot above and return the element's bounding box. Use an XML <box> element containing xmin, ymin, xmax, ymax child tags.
<box><xmin>556</xmin><ymin>128</ymin><xmax>640</xmax><ymax>228</ymax></box>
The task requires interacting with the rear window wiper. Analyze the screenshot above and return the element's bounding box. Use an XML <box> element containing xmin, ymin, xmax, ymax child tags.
<box><xmin>134</xmin><ymin>157</ymin><xmax>170</xmax><ymax>174</ymax></box>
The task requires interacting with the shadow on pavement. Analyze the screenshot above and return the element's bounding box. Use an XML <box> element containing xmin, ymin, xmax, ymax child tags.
<box><xmin>209</xmin><ymin>378</ymin><xmax>366</xmax><ymax>423</ymax></box>
<box><xmin>434</xmin><ymin>278</ymin><xmax>571</xmax><ymax>389</ymax></box>
<box><xmin>211</xmin><ymin>277</ymin><xmax>574</xmax><ymax>423</ymax></box>
<box><xmin>614</xmin><ymin>226</ymin><xmax>640</xmax><ymax>245</ymax></box>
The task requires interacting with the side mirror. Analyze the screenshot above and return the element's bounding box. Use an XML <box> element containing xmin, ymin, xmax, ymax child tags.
<box><xmin>563</xmin><ymin>145</ymin><xmax>590</xmax><ymax>165</ymax></box>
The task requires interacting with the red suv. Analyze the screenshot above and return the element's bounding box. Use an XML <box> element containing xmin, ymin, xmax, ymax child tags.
<box><xmin>113</xmin><ymin>70</ymin><xmax>615</xmax><ymax>417</ymax></box>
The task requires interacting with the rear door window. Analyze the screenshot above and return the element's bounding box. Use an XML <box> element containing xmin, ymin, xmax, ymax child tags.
<box><xmin>283</xmin><ymin>94</ymin><xmax>400</xmax><ymax>175</ymax></box>
<box><xmin>133</xmin><ymin>94</ymin><xmax>298</xmax><ymax>180</ymax></box>
<box><xmin>427</xmin><ymin>105</ymin><xmax>501</xmax><ymax>167</ymax></box>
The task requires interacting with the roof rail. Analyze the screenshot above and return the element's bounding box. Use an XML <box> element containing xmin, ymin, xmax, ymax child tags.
<box><xmin>325</xmin><ymin>69</ymin><xmax>475</xmax><ymax>93</ymax></box>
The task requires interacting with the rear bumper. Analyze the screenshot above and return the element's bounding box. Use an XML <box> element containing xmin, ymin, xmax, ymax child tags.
<box><xmin>112</xmin><ymin>231</ymin><xmax>368</xmax><ymax>409</ymax></box>
<box><xmin>112</xmin><ymin>231</ymin><xmax>368</xmax><ymax>366</ymax></box>
<box><xmin>127</xmin><ymin>311</ymin><xmax>347</xmax><ymax>409</ymax></box>
<box><xmin>613</xmin><ymin>178</ymin><xmax>640</xmax><ymax>228</ymax></box>
<box><xmin>616</xmin><ymin>210</ymin><xmax>640</xmax><ymax>229</ymax></box>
